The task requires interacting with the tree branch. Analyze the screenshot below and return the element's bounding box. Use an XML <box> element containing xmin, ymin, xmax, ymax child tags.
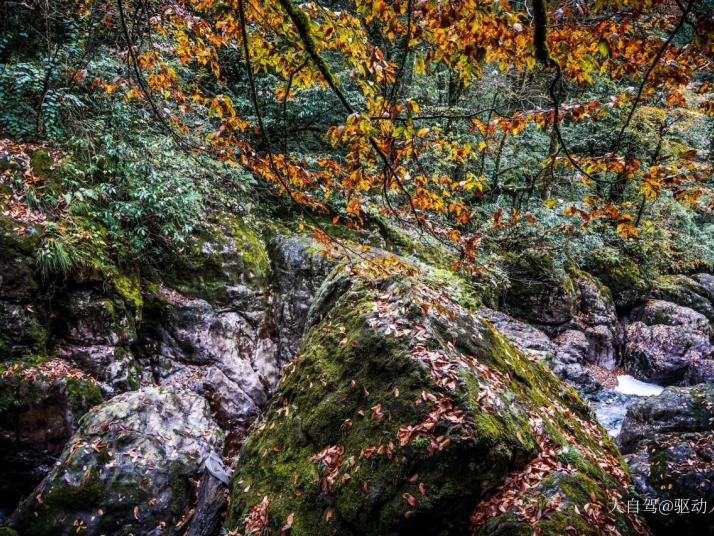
<box><xmin>612</xmin><ymin>0</ymin><xmax>693</xmax><ymax>151</ymax></box>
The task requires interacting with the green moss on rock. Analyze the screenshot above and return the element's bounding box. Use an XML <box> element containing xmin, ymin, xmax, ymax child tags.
<box><xmin>651</xmin><ymin>274</ymin><xmax>714</xmax><ymax>320</ymax></box>
<box><xmin>110</xmin><ymin>271</ymin><xmax>143</xmax><ymax>311</ymax></box>
<box><xmin>65</xmin><ymin>377</ymin><xmax>104</xmax><ymax>411</ymax></box>
<box><xmin>0</xmin><ymin>214</ymin><xmax>47</xmax><ymax>356</ymax></box>
<box><xmin>30</xmin><ymin>149</ymin><xmax>53</xmax><ymax>177</ymax></box>
<box><xmin>225</xmin><ymin>271</ymin><xmax>644</xmax><ymax>536</ymax></box>
<box><xmin>586</xmin><ymin>247</ymin><xmax>651</xmax><ymax>309</ymax></box>
<box><xmin>503</xmin><ymin>250</ymin><xmax>578</xmax><ymax>325</ymax></box>
<box><xmin>160</xmin><ymin>212</ymin><xmax>269</xmax><ymax>304</ymax></box>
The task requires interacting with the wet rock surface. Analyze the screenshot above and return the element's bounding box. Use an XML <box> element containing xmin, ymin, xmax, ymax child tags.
<box><xmin>622</xmin><ymin>300</ymin><xmax>714</xmax><ymax>386</ymax></box>
<box><xmin>619</xmin><ymin>384</ymin><xmax>714</xmax><ymax>535</ymax></box>
<box><xmin>8</xmin><ymin>387</ymin><xmax>223</xmax><ymax>536</ymax></box>
<box><xmin>618</xmin><ymin>384</ymin><xmax>714</xmax><ymax>451</ymax></box>
<box><xmin>52</xmin><ymin>284</ymin><xmax>142</xmax><ymax>394</ymax></box>
<box><xmin>2</xmin><ymin>204</ymin><xmax>714</xmax><ymax>536</ymax></box>
<box><xmin>140</xmin><ymin>230</ymin><xmax>331</xmax><ymax>444</ymax></box>
<box><xmin>148</xmin><ymin>292</ymin><xmax>273</xmax><ymax>431</ymax></box>
<box><xmin>623</xmin><ymin>322</ymin><xmax>712</xmax><ymax>384</ymax></box>
<box><xmin>136</xmin><ymin>215</ymin><xmax>278</xmax><ymax>437</ymax></box>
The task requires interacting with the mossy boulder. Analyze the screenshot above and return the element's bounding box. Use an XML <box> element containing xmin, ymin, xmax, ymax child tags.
<box><xmin>110</xmin><ymin>271</ymin><xmax>143</xmax><ymax>312</ymax></box>
<box><xmin>160</xmin><ymin>212</ymin><xmax>269</xmax><ymax>305</ymax></box>
<box><xmin>8</xmin><ymin>387</ymin><xmax>223</xmax><ymax>536</ymax></box>
<box><xmin>619</xmin><ymin>384</ymin><xmax>714</xmax><ymax>452</ymax></box>
<box><xmin>49</xmin><ymin>283</ymin><xmax>141</xmax><ymax>393</ymax></box>
<box><xmin>55</xmin><ymin>288</ymin><xmax>137</xmax><ymax>347</ymax></box>
<box><xmin>225</xmin><ymin>269</ymin><xmax>645</xmax><ymax>535</ymax></box>
<box><xmin>651</xmin><ymin>274</ymin><xmax>714</xmax><ymax>321</ymax></box>
<box><xmin>566</xmin><ymin>265</ymin><xmax>616</xmax><ymax>327</ymax></box>
<box><xmin>30</xmin><ymin>149</ymin><xmax>53</xmax><ymax>177</ymax></box>
<box><xmin>620</xmin><ymin>385</ymin><xmax>714</xmax><ymax>535</ymax></box>
<box><xmin>587</xmin><ymin>247</ymin><xmax>651</xmax><ymax>310</ymax></box>
<box><xmin>503</xmin><ymin>250</ymin><xmax>579</xmax><ymax>327</ymax></box>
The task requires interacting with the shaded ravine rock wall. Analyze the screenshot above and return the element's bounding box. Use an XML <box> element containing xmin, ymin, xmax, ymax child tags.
<box><xmin>497</xmin><ymin>250</ymin><xmax>714</xmax><ymax>394</ymax></box>
<box><xmin>2</xmin><ymin>209</ymin><xmax>714</xmax><ymax>535</ymax></box>
<box><xmin>475</xmin><ymin>251</ymin><xmax>714</xmax><ymax>535</ymax></box>
<box><xmin>0</xmin><ymin>212</ymin><xmax>333</xmax><ymax>521</ymax></box>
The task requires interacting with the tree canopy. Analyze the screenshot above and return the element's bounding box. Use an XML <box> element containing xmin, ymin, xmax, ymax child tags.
<box><xmin>1</xmin><ymin>0</ymin><xmax>713</xmax><ymax>275</ymax></box>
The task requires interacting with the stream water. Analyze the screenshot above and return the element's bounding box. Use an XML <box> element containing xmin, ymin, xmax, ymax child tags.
<box><xmin>591</xmin><ymin>375</ymin><xmax>665</xmax><ymax>438</ymax></box>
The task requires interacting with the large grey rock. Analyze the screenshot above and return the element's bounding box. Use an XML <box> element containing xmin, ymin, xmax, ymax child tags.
<box><xmin>58</xmin><ymin>345</ymin><xmax>138</xmax><ymax>394</ymax></box>
<box><xmin>553</xmin><ymin>329</ymin><xmax>590</xmax><ymax>363</ymax></box>
<box><xmin>693</xmin><ymin>273</ymin><xmax>714</xmax><ymax>302</ymax></box>
<box><xmin>622</xmin><ymin>299</ymin><xmax>714</xmax><ymax>385</ymax></box>
<box><xmin>477</xmin><ymin>307</ymin><xmax>555</xmax><ymax>359</ymax></box>
<box><xmin>135</xmin><ymin>216</ymin><xmax>276</xmax><ymax>436</ymax></box>
<box><xmin>651</xmin><ymin>274</ymin><xmax>714</xmax><ymax>321</ymax></box>
<box><xmin>150</xmin><ymin>291</ymin><xmax>275</xmax><ymax>431</ymax></box>
<box><xmin>582</xmin><ymin>324</ymin><xmax>617</xmax><ymax>367</ymax></box>
<box><xmin>684</xmin><ymin>358</ymin><xmax>714</xmax><ymax>384</ymax></box>
<box><xmin>623</xmin><ymin>322</ymin><xmax>712</xmax><ymax>384</ymax></box>
<box><xmin>52</xmin><ymin>282</ymin><xmax>144</xmax><ymax>394</ymax></box>
<box><xmin>635</xmin><ymin>299</ymin><xmax>711</xmax><ymax>335</ymax></box>
<box><xmin>567</xmin><ymin>268</ymin><xmax>620</xmax><ymax>368</ymax></box>
<box><xmin>477</xmin><ymin>309</ymin><xmax>602</xmax><ymax>393</ymax></box>
<box><xmin>619</xmin><ymin>385</ymin><xmax>714</xmax><ymax>535</ymax></box>
<box><xmin>571</xmin><ymin>267</ymin><xmax>617</xmax><ymax>328</ymax></box>
<box><xmin>619</xmin><ymin>384</ymin><xmax>714</xmax><ymax>452</ymax></box>
<box><xmin>9</xmin><ymin>387</ymin><xmax>222</xmax><ymax>536</ymax></box>
<box><xmin>59</xmin><ymin>289</ymin><xmax>137</xmax><ymax>346</ymax></box>
<box><xmin>143</xmin><ymin>231</ymin><xmax>332</xmax><ymax>438</ymax></box>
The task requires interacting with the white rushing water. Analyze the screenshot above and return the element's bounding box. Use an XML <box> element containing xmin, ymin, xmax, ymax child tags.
<box><xmin>614</xmin><ymin>375</ymin><xmax>665</xmax><ymax>397</ymax></box>
<box><xmin>592</xmin><ymin>375</ymin><xmax>666</xmax><ymax>438</ymax></box>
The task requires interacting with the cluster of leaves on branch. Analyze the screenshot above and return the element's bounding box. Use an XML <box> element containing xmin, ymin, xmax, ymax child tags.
<box><xmin>101</xmin><ymin>0</ymin><xmax>713</xmax><ymax>266</ymax></box>
<box><xmin>0</xmin><ymin>2</ymin><xmax>259</xmax><ymax>274</ymax></box>
<box><xmin>2</xmin><ymin>0</ymin><xmax>714</xmax><ymax>273</ymax></box>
